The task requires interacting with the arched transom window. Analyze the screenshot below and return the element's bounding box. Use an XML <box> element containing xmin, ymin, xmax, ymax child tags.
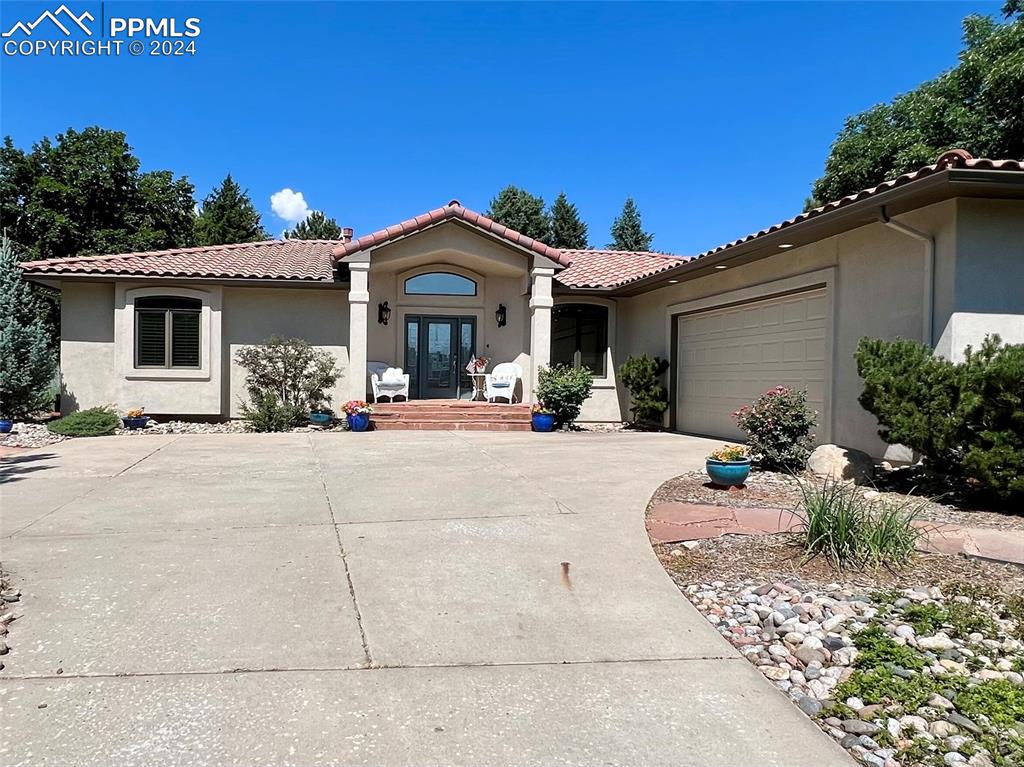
<box><xmin>404</xmin><ymin>272</ymin><xmax>477</xmax><ymax>296</ymax></box>
<box><xmin>135</xmin><ymin>296</ymin><xmax>202</xmax><ymax>368</ymax></box>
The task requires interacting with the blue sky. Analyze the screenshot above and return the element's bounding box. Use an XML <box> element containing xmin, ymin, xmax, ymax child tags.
<box><xmin>0</xmin><ymin>0</ymin><xmax>1002</xmax><ymax>254</ymax></box>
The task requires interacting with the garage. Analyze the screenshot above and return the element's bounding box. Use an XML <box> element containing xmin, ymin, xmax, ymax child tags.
<box><xmin>673</xmin><ymin>288</ymin><xmax>828</xmax><ymax>440</ymax></box>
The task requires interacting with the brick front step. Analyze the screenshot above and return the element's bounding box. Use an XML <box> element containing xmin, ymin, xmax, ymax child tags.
<box><xmin>371</xmin><ymin>419</ymin><xmax>532</xmax><ymax>431</ymax></box>
<box><xmin>369</xmin><ymin>400</ymin><xmax>532</xmax><ymax>431</ymax></box>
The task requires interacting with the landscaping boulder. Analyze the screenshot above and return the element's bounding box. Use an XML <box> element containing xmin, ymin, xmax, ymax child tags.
<box><xmin>807</xmin><ymin>444</ymin><xmax>874</xmax><ymax>485</ymax></box>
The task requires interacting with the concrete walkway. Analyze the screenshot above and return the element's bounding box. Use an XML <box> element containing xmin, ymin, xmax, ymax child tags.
<box><xmin>1</xmin><ymin>432</ymin><xmax>852</xmax><ymax>766</ymax></box>
<box><xmin>648</xmin><ymin>502</ymin><xmax>1024</xmax><ymax>565</ymax></box>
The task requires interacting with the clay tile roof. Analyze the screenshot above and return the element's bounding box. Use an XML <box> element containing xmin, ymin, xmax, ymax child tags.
<box><xmin>20</xmin><ymin>239</ymin><xmax>340</xmax><ymax>282</ymax></box>
<box><xmin>332</xmin><ymin>200</ymin><xmax>571</xmax><ymax>266</ymax></box>
<box><xmin>555</xmin><ymin>249</ymin><xmax>690</xmax><ymax>289</ymax></box>
<box><xmin>695</xmin><ymin>151</ymin><xmax>1024</xmax><ymax>260</ymax></box>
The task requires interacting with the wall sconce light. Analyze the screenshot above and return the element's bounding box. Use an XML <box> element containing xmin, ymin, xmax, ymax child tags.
<box><xmin>495</xmin><ymin>303</ymin><xmax>507</xmax><ymax>328</ymax></box>
<box><xmin>377</xmin><ymin>301</ymin><xmax>391</xmax><ymax>326</ymax></box>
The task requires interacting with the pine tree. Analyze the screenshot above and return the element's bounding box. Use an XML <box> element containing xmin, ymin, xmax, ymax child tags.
<box><xmin>0</xmin><ymin>233</ymin><xmax>57</xmax><ymax>417</ymax></box>
<box><xmin>195</xmin><ymin>174</ymin><xmax>269</xmax><ymax>246</ymax></box>
<box><xmin>608</xmin><ymin>197</ymin><xmax>654</xmax><ymax>251</ymax></box>
<box><xmin>284</xmin><ymin>211</ymin><xmax>344</xmax><ymax>240</ymax></box>
<box><xmin>548</xmin><ymin>192</ymin><xmax>589</xmax><ymax>249</ymax></box>
<box><xmin>486</xmin><ymin>185</ymin><xmax>550</xmax><ymax>242</ymax></box>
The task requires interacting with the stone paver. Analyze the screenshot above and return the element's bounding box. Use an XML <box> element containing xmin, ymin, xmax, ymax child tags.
<box><xmin>0</xmin><ymin>432</ymin><xmax>853</xmax><ymax>766</ymax></box>
<box><xmin>646</xmin><ymin>500</ymin><xmax>1024</xmax><ymax>565</ymax></box>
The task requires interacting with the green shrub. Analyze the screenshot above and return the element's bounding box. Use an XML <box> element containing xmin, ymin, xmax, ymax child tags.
<box><xmin>732</xmin><ymin>385</ymin><xmax>816</xmax><ymax>470</ymax></box>
<box><xmin>853</xmin><ymin>624</ymin><xmax>926</xmax><ymax>670</ymax></box>
<box><xmin>47</xmin><ymin>407</ymin><xmax>120</xmax><ymax>437</ymax></box>
<box><xmin>956</xmin><ymin>679</ymin><xmax>1024</xmax><ymax>728</ymax></box>
<box><xmin>798</xmin><ymin>478</ymin><xmax>923</xmax><ymax>569</ymax></box>
<box><xmin>902</xmin><ymin>604</ymin><xmax>947</xmax><ymax>635</ymax></box>
<box><xmin>235</xmin><ymin>336</ymin><xmax>338</xmax><ymax>432</ymax></box>
<box><xmin>240</xmin><ymin>391</ymin><xmax>305</xmax><ymax>433</ymax></box>
<box><xmin>536</xmin><ymin>364</ymin><xmax>593</xmax><ymax>428</ymax></box>
<box><xmin>856</xmin><ymin>335</ymin><xmax>1024</xmax><ymax>502</ymax></box>
<box><xmin>618</xmin><ymin>354</ymin><xmax>669</xmax><ymax>426</ymax></box>
<box><xmin>834</xmin><ymin>666</ymin><xmax>941</xmax><ymax>710</ymax></box>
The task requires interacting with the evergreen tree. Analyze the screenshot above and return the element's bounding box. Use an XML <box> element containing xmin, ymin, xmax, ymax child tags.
<box><xmin>486</xmin><ymin>185</ymin><xmax>550</xmax><ymax>242</ymax></box>
<box><xmin>0</xmin><ymin>233</ymin><xmax>57</xmax><ymax>417</ymax></box>
<box><xmin>284</xmin><ymin>210</ymin><xmax>344</xmax><ymax>240</ymax></box>
<box><xmin>608</xmin><ymin>197</ymin><xmax>653</xmax><ymax>251</ymax></box>
<box><xmin>547</xmin><ymin>192</ymin><xmax>589</xmax><ymax>249</ymax></box>
<box><xmin>195</xmin><ymin>174</ymin><xmax>269</xmax><ymax>245</ymax></box>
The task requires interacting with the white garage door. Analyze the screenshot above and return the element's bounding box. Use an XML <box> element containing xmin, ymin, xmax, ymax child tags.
<box><xmin>674</xmin><ymin>289</ymin><xmax>828</xmax><ymax>440</ymax></box>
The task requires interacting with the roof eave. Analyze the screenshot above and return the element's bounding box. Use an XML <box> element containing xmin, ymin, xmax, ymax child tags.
<box><xmin>21</xmin><ymin>273</ymin><xmax>348</xmax><ymax>289</ymax></box>
<box><xmin>620</xmin><ymin>168</ymin><xmax>1024</xmax><ymax>295</ymax></box>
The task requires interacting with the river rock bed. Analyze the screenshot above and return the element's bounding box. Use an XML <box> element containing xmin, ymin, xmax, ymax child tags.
<box><xmin>681</xmin><ymin>578</ymin><xmax>1024</xmax><ymax>766</ymax></box>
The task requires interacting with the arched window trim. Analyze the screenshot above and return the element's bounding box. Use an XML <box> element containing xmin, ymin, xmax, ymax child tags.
<box><xmin>404</xmin><ymin>271</ymin><xmax>478</xmax><ymax>296</ymax></box>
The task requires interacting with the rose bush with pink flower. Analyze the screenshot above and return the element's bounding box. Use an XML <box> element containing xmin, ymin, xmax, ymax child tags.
<box><xmin>733</xmin><ymin>385</ymin><xmax>816</xmax><ymax>471</ymax></box>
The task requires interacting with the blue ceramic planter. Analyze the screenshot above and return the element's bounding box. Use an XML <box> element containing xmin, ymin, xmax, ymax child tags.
<box><xmin>309</xmin><ymin>412</ymin><xmax>333</xmax><ymax>426</ymax></box>
<box><xmin>0</xmin><ymin>419</ymin><xmax>12</xmax><ymax>434</ymax></box>
<box><xmin>706</xmin><ymin>458</ymin><xmax>751</xmax><ymax>487</ymax></box>
<box><xmin>121</xmin><ymin>416</ymin><xmax>149</xmax><ymax>430</ymax></box>
<box><xmin>532</xmin><ymin>413</ymin><xmax>556</xmax><ymax>432</ymax></box>
<box><xmin>347</xmin><ymin>412</ymin><xmax>370</xmax><ymax>432</ymax></box>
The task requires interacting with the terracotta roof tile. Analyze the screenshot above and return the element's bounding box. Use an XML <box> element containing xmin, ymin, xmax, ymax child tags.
<box><xmin>332</xmin><ymin>200</ymin><xmax>571</xmax><ymax>266</ymax></box>
<box><xmin>556</xmin><ymin>249</ymin><xmax>690</xmax><ymax>289</ymax></box>
<box><xmin>695</xmin><ymin>152</ymin><xmax>1024</xmax><ymax>260</ymax></box>
<box><xmin>20</xmin><ymin>239</ymin><xmax>340</xmax><ymax>282</ymax></box>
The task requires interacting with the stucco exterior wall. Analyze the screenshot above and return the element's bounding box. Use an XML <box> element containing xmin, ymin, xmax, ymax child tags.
<box><xmin>617</xmin><ymin>201</ymin><xmax>959</xmax><ymax>456</ymax></box>
<box><xmin>363</xmin><ymin>225</ymin><xmax>535</xmax><ymax>402</ymax></box>
<box><xmin>934</xmin><ymin>198</ymin><xmax>1024</xmax><ymax>361</ymax></box>
<box><xmin>223</xmin><ymin>287</ymin><xmax>349</xmax><ymax>418</ymax></box>
<box><xmin>60</xmin><ymin>281</ymin><xmax>116</xmax><ymax>413</ymax></box>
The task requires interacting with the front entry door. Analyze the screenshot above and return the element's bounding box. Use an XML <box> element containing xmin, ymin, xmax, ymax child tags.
<box><xmin>405</xmin><ymin>315</ymin><xmax>476</xmax><ymax>399</ymax></box>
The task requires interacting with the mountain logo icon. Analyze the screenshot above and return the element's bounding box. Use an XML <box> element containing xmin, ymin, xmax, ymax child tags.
<box><xmin>2</xmin><ymin>4</ymin><xmax>94</xmax><ymax>37</ymax></box>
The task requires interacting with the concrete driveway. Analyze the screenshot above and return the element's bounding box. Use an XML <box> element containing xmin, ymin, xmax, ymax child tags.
<box><xmin>0</xmin><ymin>431</ymin><xmax>851</xmax><ymax>766</ymax></box>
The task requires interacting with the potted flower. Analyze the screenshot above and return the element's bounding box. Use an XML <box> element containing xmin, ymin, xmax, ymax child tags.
<box><xmin>122</xmin><ymin>408</ymin><xmax>149</xmax><ymax>430</ymax></box>
<box><xmin>0</xmin><ymin>417</ymin><xmax>12</xmax><ymax>434</ymax></box>
<box><xmin>309</xmin><ymin>407</ymin><xmax>334</xmax><ymax>427</ymax></box>
<box><xmin>343</xmin><ymin>400</ymin><xmax>373</xmax><ymax>432</ymax></box>
<box><xmin>706</xmin><ymin>444</ymin><xmax>751</xmax><ymax>487</ymax></box>
<box><xmin>531</xmin><ymin>402</ymin><xmax>556</xmax><ymax>433</ymax></box>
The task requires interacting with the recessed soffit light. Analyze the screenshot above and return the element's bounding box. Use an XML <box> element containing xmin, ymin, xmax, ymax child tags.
<box><xmin>779</xmin><ymin>243</ymin><xmax>795</xmax><ymax>249</ymax></box>
<box><xmin>668</xmin><ymin>279</ymin><xmax>679</xmax><ymax>283</ymax></box>
<box><xmin>714</xmin><ymin>265</ymin><xmax>728</xmax><ymax>270</ymax></box>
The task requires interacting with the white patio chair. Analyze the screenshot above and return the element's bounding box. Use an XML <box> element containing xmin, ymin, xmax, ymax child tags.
<box><xmin>368</xmin><ymin>361</ymin><xmax>410</xmax><ymax>403</ymax></box>
<box><xmin>484</xmin><ymin>362</ymin><xmax>522</xmax><ymax>403</ymax></box>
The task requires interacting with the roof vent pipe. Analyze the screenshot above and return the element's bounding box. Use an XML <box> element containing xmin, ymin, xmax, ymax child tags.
<box><xmin>878</xmin><ymin>206</ymin><xmax>934</xmax><ymax>347</ymax></box>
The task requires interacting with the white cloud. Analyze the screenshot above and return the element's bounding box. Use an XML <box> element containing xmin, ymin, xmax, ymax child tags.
<box><xmin>270</xmin><ymin>188</ymin><xmax>313</xmax><ymax>224</ymax></box>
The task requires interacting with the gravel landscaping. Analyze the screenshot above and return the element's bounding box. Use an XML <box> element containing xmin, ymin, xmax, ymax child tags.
<box><xmin>0</xmin><ymin>418</ymin><xmax>344</xmax><ymax>449</ymax></box>
<box><xmin>0</xmin><ymin>567</ymin><xmax>20</xmax><ymax>674</ymax></box>
<box><xmin>651</xmin><ymin>470</ymin><xmax>1024</xmax><ymax>532</ymax></box>
<box><xmin>681</xmin><ymin>577</ymin><xmax>1024</xmax><ymax>766</ymax></box>
<box><xmin>653</xmin><ymin>469</ymin><xmax>1024</xmax><ymax>767</ymax></box>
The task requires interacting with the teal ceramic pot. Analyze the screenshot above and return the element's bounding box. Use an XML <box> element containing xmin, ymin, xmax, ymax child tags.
<box><xmin>706</xmin><ymin>458</ymin><xmax>751</xmax><ymax>487</ymax></box>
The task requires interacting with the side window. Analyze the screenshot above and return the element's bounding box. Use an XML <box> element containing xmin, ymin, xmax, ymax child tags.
<box><xmin>551</xmin><ymin>304</ymin><xmax>608</xmax><ymax>377</ymax></box>
<box><xmin>135</xmin><ymin>296</ymin><xmax>201</xmax><ymax>368</ymax></box>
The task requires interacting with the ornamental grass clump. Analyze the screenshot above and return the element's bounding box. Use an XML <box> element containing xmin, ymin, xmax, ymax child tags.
<box><xmin>733</xmin><ymin>385</ymin><xmax>816</xmax><ymax>471</ymax></box>
<box><xmin>798</xmin><ymin>477</ymin><xmax>924</xmax><ymax>569</ymax></box>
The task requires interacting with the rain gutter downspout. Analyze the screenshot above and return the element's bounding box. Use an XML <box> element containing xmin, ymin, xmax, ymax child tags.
<box><xmin>878</xmin><ymin>206</ymin><xmax>935</xmax><ymax>347</ymax></box>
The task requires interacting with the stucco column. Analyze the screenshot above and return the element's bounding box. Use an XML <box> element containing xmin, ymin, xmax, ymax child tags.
<box><xmin>529</xmin><ymin>266</ymin><xmax>555</xmax><ymax>402</ymax></box>
<box><xmin>347</xmin><ymin>260</ymin><xmax>371</xmax><ymax>401</ymax></box>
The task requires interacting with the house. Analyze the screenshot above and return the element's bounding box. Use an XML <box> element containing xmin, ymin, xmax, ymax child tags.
<box><xmin>21</xmin><ymin>150</ymin><xmax>1024</xmax><ymax>456</ymax></box>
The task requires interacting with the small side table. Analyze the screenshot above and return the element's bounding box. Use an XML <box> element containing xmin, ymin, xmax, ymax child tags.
<box><xmin>467</xmin><ymin>372</ymin><xmax>488</xmax><ymax>401</ymax></box>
